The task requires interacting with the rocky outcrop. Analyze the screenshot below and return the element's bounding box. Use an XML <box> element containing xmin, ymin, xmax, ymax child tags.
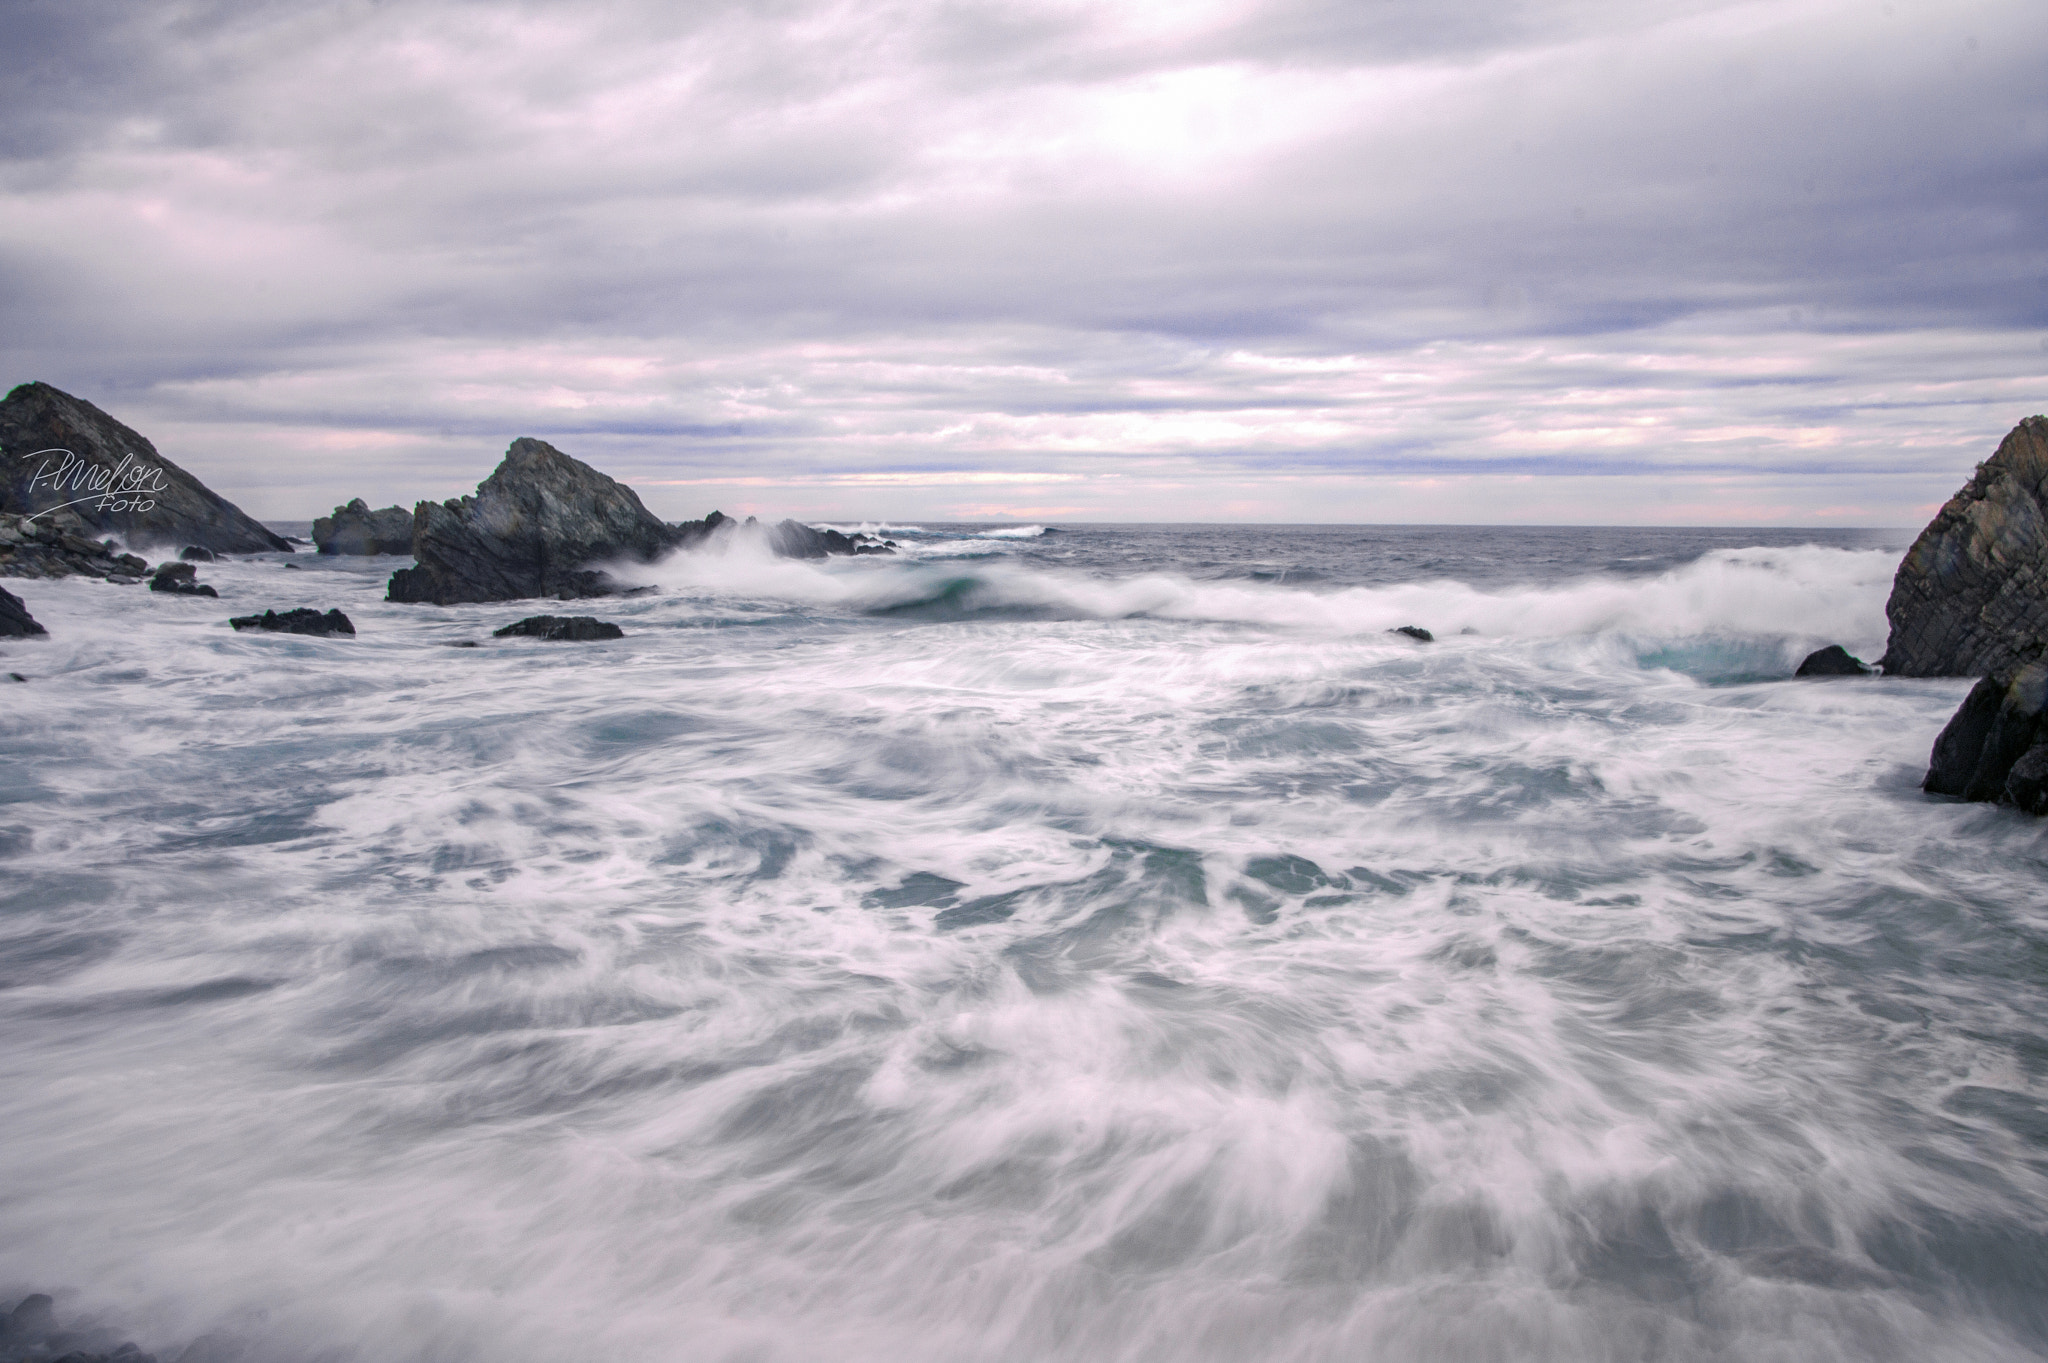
<box><xmin>388</xmin><ymin>439</ymin><xmax>683</xmax><ymax>605</ymax></box>
<box><xmin>148</xmin><ymin>561</ymin><xmax>217</xmax><ymax>597</ymax></box>
<box><xmin>314</xmin><ymin>498</ymin><xmax>414</xmax><ymax>555</ymax></box>
<box><xmin>0</xmin><ymin>382</ymin><xmax>290</xmax><ymax>553</ymax></box>
<box><xmin>1880</xmin><ymin>416</ymin><xmax>2048</xmax><ymax>677</ymax></box>
<box><xmin>1796</xmin><ymin>645</ymin><xmax>1872</xmax><ymax>677</ymax></box>
<box><xmin>1923</xmin><ymin>662</ymin><xmax>2048</xmax><ymax>813</ymax></box>
<box><xmin>0</xmin><ymin>1291</ymin><xmax>156</xmax><ymax>1363</ymax></box>
<box><xmin>1389</xmin><ymin>625</ymin><xmax>1433</xmax><ymax>643</ymax></box>
<box><xmin>0</xmin><ymin>584</ymin><xmax>45</xmax><ymax>637</ymax></box>
<box><xmin>493</xmin><ymin>614</ymin><xmax>625</xmax><ymax>641</ymax></box>
<box><xmin>0</xmin><ymin>510</ymin><xmax>149</xmax><ymax>581</ymax></box>
<box><xmin>229</xmin><ymin>608</ymin><xmax>355</xmax><ymax>636</ymax></box>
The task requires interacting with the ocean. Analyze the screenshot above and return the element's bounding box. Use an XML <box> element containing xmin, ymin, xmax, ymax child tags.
<box><xmin>3</xmin><ymin>522</ymin><xmax>2046</xmax><ymax>1363</ymax></box>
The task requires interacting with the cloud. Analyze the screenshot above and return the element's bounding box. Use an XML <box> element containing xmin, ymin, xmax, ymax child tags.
<box><xmin>1</xmin><ymin>0</ymin><xmax>2042</xmax><ymax>522</ymax></box>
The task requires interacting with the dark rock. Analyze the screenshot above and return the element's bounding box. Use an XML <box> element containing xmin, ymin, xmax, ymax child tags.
<box><xmin>1389</xmin><ymin>625</ymin><xmax>1433</xmax><ymax>642</ymax></box>
<box><xmin>1795</xmin><ymin>645</ymin><xmax>1872</xmax><ymax>677</ymax></box>
<box><xmin>8</xmin><ymin>672</ymin><xmax>26</xmax><ymax>682</ymax></box>
<box><xmin>445</xmin><ymin>639</ymin><xmax>481</xmax><ymax>647</ymax></box>
<box><xmin>388</xmin><ymin>438</ymin><xmax>682</xmax><ymax>605</ymax></box>
<box><xmin>1924</xmin><ymin>664</ymin><xmax>2048</xmax><ymax>810</ymax></box>
<box><xmin>3</xmin><ymin>1294</ymin><xmax>56</xmax><ymax>1343</ymax></box>
<box><xmin>769</xmin><ymin>519</ymin><xmax>863</xmax><ymax>559</ymax></box>
<box><xmin>313</xmin><ymin>498</ymin><xmax>414</xmax><ymax>555</ymax></box>
<box><xmin>228</xmin><ymin>608</ymin><xmax>355</xmax><ymax>636</ymax></box>
<box><xmin>0</xmin><ymin>383</ymin><xmax>290</xmax><ymax>553</ymax></box>
<box><xmin>283</xmin><ymin>562</ymin><xmax>302</xmax><ymax>569</ymax></box>
<box><xmin>0</xmin><ymin>583</ymin><xmax>46</xmax><ymax>637</ymax></box>
<box><xmin>853</xmin><ymin>543</ymin><xmax>896</xmax><ymax>555</ymax></box>
<box><xmin>492</xmin><ymin>614</ymin><xmax>624</xmax><ymax>641</ymax></box>
<box><xmin>148</xmin><ymin>562</ymin><xmax>218</xmax><ymax>598</ymax></box>
<box><xmin>1881</xmin><ymin>416</ymin><xmax>2048</xmax><ymax>677</ymax></box>
<box><xmin>0</xmin><ymin>509</ymin><xmax>150</xmax><ymax>582</ymax></box>
<box><xmin>178</xmin><ymin>546</ymin><xmax>215</xmax><ymax>562</ymax></box>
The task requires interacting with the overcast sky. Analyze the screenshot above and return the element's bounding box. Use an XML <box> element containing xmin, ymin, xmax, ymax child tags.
<box><xmin>3</xmin><ymin>0</ymin><xmax>2043</xmax><ymax>523</ymax></box>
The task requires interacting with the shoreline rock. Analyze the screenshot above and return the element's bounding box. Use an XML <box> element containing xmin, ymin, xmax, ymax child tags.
<box><xmin>1923</xmin><ymin>662</ymin><xmax>2048</xmax><ymax>814</ymax></box>
<box><xmin>388</xmin><ymin>438</ymin><xmax>682</xmax><ymax>605</ymax></box>
<box><xmin>493</xmin><ymin>614</ymin><xmax>625</xmax><ymax>641</ymax></box>
<box><xmin>148</xmin><ymin>562</ymin><xmax>218</xmax><ymax>598</ymax></box>
<box><xmin>314</xmin><ymin>498</ymin><xmax>414</xmax><ymax>555</ymax></box>
<box><xmin>1880</xmin><ymin>415</ymin><xmax>2048</xmax><ymax>678</ymax></box>
<box><xmin>229</xmin><ymin>607</ymin><xmax>355</xmax><ymax>636</ymax></box>
<box><xmin>0</xmin><ymin>510</ymin><xmax>150</xmax><ymax>582</ymax></box>
<box><xmin>1795</xmin><ymin>645</ymin><xmax>1871</xmax><ymax>677</ymax></box>
<box><xmin>0</xmin><ymin>583</ymin><xmax>46</xmax><ymax>637</ymax></box>
<box><xmin>0</xmin><ymin>382</ymin><xmax>290</xmax><ymax>554</ymax></box>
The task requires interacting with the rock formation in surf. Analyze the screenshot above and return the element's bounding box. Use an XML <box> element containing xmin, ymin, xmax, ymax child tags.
<box><xmin>229</xmin><ymin>607</ymin><xmax>356</xmax><ymax>636</ymax></box>
<box><xmin>0</xmin><ymin>510</ymin><xmax>149</xmax><ymax>582</ymax></box>
<box><xmin>387</xmin><ymin>438</ymin><xmax>689</xmax><ymax>605</ymax></box>
<box><xmin>0</xmin><ymin>382</ymin><xmax>291</xmax><ymax>554</ymax></box>
<box><xmin>314</xmin><ymin>498</ymin><xmax>415</xmax><ymax>555</ymax></box>
<box><xmin>1795</xmin><ymin>645</ymin><xmax>1872</xmax><ymax>677</ymax></box>
<box><xmin>1880</xmin><ymin>415</ymin><xmax>2048</xmax><ymax>678</ymax></box>
<box><xmin>0</xmin><ymin>584</ymin><xmax>46</xmax><ymax>638</ymax></box>
<box><xmin>1923</xmin><ymin>662</ymin><xmax>2048</xmax><ymax>814</ymax></box>
<box><xmin>148</xmin><ymin>561</ymin><xmax>218</xmax><ymax>597</ymax></box>
<box><xmin>493</xmin><ymin>614</ymin><xmax>625</xmax><ymax>641</ymax></box>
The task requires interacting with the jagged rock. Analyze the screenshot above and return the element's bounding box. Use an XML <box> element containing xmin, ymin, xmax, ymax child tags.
<box><xmin>229</xmin><ymin>608</ymin><xmax>355</xmax><ymax>636</ymax></box>
<box><xmin>1881</xmin><ymin>416</ymin><xmax>2048</xmax><ymax>677</ymax></box>
<box><xmin>769</xmin><ymin>520</ymin><xmax>863</xmax><ymax>559</ymax></box>
<box><xmin>1795</xmin><ymin>645</ymin><xmax>1872</xmax><ymax>677</ymax></box>
<box><xmin>0</xmin><ymin>584</ymin><xmax>46</xmax><ymax>637</ymax></box>
<box><xmin>1389</xmin><ymin>625</ymin><xmax>1433</xmax><ymax>642</ymax></box>
<box><xmin>1923</xmin><ymin>663</ymin><xmax>2048</xmax><ymax>811</ymax></box>
<box><xmin>313</xmin><ymin>498</ymin><xmax>414</xmax><ymax>555</ymax></box>
<box><xmin>492</xmin><ymin>614</ymin><xmax>625</xmax><ymax>641</ymax></box>
<box><xmin>0</xmin><ymin>510</ymin><xmax>150</xmax><ymax>581</ymax></box>
<box><xmin>388</xmin><ymin>439</ymin><xmax>683</xmax><ymax>605</ymax></box>
<box><xmin>0</xmin><ymin>382</ymin><xmax>289</xmax><ymax>554</ymax></box>
<box><xmin>148</xmin><ymin>562</ymin><xmax>218</xmax><ymax>597</ymax></box>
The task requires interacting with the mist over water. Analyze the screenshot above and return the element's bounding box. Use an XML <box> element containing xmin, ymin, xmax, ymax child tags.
<box><xmin>4</xmin><ymin>524</ymin><xmax>2046</xmax><ymax>1363</ymax></box>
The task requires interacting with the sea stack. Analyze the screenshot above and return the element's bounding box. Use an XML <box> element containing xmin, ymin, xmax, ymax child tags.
<box><xmin>1879</xmin><ymin>416</ymin><xmax>2048</xmax><ymax>678</ymax></box>
<box><xmin>387</xmin><ymin>438</ymin><xmax>685</xmax><ymax>605</ymax></box>
<box><xmin>314</xmin><ymin>498</ymin><xmax>415</xmax><ymax>555</ymax></box>
<box><xmin>0</xmin><ymin>382</ymin><xmax>291</xmax><ymax>554</ymax></box>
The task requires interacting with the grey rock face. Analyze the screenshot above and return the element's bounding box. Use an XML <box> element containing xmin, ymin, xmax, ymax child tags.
<box><xmin>0</xmin><ymin>584</ymin><xmax>45</xmax><ymax>637</ymax></box>
<box><xmin>1880</xmin><ymin>416</ymin><xmax>2048</xmax><ymax>677</ymax></box>
<box><xmin>1795</xmin><ymin>645</ymin><xmax>1872</xmax><ymax>677</ymax></box>
<box><xmin>0</xmin><ymin>383</ymin><xmax>290</xmax><ymax>554</ymax></box>
<box><xmin>769</xmin><ymin>519</ymin><xmax>863</xmax><ymax>559</ymax></box>
<box><xmin>387</xmin><ymin>438</ymin><xmax>681</xmax><ymax>605</ymax></box>
<box><xmin>148</xmin><ymin>561</ymin><xmax>218</xmax><ymax>597</ymax></box>
<box><xmin>313</xmin><ymin>498</ymin><xmax>415</xmax><ymax>555</ymax></box>
<box><xmin>1923</xmin><ymin>662</ymin><xmax>2048</xmax><ymax>812</ymax></box>
<box><xmin>0</xmin><ymin>510</ymin><xmax>149</xmax><ymax>581</ymax></box>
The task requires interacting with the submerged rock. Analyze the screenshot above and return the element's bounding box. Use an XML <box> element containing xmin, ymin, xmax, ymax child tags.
<box><xmin>1795</xmin><ymin>645</ymin><xmax>1872</xmax><ymax>677</ymax></box>
<box><xmin>148</xmin><ymin>562</ymin><xmax>217</xmax><ymax>598</ymax></box>
<box><xmin>388</xmin><ymin>438</ymin><xmax>681</xmax><ymax>605</ymax></box>
<box><xmin>314</xmin><ymin>498</ymin><xmax>414</xmax><ymax>555</ymax></box>
<box><xmin>1924</xmin><ymin>662</ymin><xmax>2048</xmax><ymax>811</ymax></box>
<box><xmin>1881</xmin><ymin>416</ymin><xmax>2048</xmax><ymax>677</ymax></box>
<box><xmin>1389</xmin><ymin>625</ymin><xmax>1433</xmax><ymax>643</ymax></box>
<box><xmin>0</xmin><ymin>382</ymin><xmax>290</xmax><ymax>554</ymax></box>
<box><xmin>0</xmin><ymin>583</ymin><xmax>45</xmax><ymax>637</ymax></box>
<box><xmin>492</xmin><ymin>614</ymin><xmax>624</xmax><ymax>641</ymax></box>
<box><xmin>229</xmin><ymin>607</ymin><xmax>355</xmax><ymax>636</ymax></box>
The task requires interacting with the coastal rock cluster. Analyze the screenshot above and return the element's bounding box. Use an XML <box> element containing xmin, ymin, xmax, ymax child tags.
<box><xmin>0</xmin><ymin>583</ymin><xmax>46</xmax><ymax>637</ymax></box>
<box><xmin>1923</xmin><ymin>664</ymin><xmax>2048</xmax><ymax>813</ymax></box>
<box><xmin>313</xmin><ymin>498</ymin><xmax>413</xmax><ymax>555</ymax></box>
<box><xmin>0</xmin><ymin>1292</ymin><xmax>155</xmax><ymax>1363</ymax></box>
<box><xmin>229</xmin><ymin>608</ymin><xmax>355</xmax><ymax>636</ymax></box>
<box><xmin>0</xmin><ymin>510</ymin><xmax>149</xmax><ymax>582</ymax></box>
<box><xmin>493</xmin><ymin>614</ymin><xmax>625</xmax><ymax>641</ymax></box>
<box><xmin>0</xmin><ymin>383</ymin><xmax>288</xmax><ymax>553</ymax></box>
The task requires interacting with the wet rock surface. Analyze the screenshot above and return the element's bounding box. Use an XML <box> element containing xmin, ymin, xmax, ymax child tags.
<box><xmin>1924</xmin><ymin>662</ymin><xmax>2048</xmax><ymax>813</ymax></box>
<box><xmin>313</xmin><ymin>498</ymin><xmax>414</xmax><ymax>555</ymax></box>
<box><xmin>1881</xmin><ymin>416</ymin><xmax>2048</xmax><ymax>678</ymax></box>
<box><xmin>0</xmin><ymin>583</ymin><xmax>46</xmax><ymax>637</ymax></box>
<box><xmin>147</xmin><ymin>562</ymin><xmax>217</xmax><ymax>598</ymax></box>
<box><xmin>0</xmin><ymin>511</ymin><xmax>149</xmax><ymax>582</ymax></box>
<box><xmin>493</xmin><ymin>614</ymin><xmax>625</xmax><ymax>641</ymax></box>
<box><xmin>228</xmin><ymin>607</ymin><xmax>355</xmax><ymax>636</ymax></box>
<box><xmin>1795</xmin><ymin>645</ymin><xmax>1872</xmax><ymax>676</ymax></box>
<box><xmin>1389</xmin><ymin>625</ymin><xmax>1434</xmax><ymax>642</ymax></box>
<box><xmin>0</xmin><ymin>383</ymin><xmax>289</xmax><ymax>554</ymax></box>
<box><xmin>388</xmin><ymin>438</ymin><xmax>682</xmax><ymax>605</ymax></box>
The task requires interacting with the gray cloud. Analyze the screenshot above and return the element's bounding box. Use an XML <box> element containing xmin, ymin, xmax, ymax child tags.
<box><xmin>1</xmin><ymin>0</ymin><xmax>2042</xmax><ymax>523</ymax></box>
